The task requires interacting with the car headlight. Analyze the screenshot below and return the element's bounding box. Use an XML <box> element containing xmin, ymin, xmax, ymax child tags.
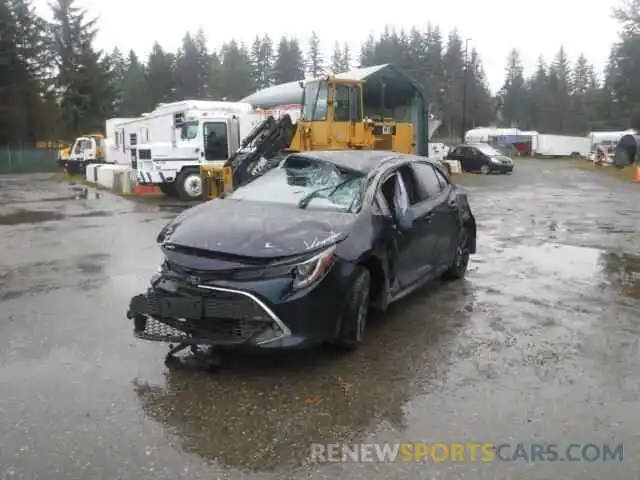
<box><xmin>490</xmin><ymin>157</ymin><xmax>502</xmax><ymax>163</ymax></box>
<box><xmin>291</xmin><ymin>245</ymin><xmax>336</xmax><ymax>290</ymax></box>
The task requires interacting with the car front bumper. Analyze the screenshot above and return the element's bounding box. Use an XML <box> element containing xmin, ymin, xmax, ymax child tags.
<box><xmin>492</xmin><ymin>162</ymin><xmax>513</xmax><ymax>173</ymax></box>
<box><xmin>127</xmin><ymin>262</ymin><xmax>355</xmax><ymax>351</ymax></box>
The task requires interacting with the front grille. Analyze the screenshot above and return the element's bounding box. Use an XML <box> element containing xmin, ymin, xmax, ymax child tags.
<box><xmin>136</xmin><ymin>315</ymin><xmax>270</xmax><ymax>345</ymax></box>
<box><xmin>138</xmin><ymin>149</ymin><xmax>152</xmax><ymax>160</ymax></box>
<box><xmin>130</xmin><ymin>283</ymin><xmax>279</xmax><ymax>345</ymax></box>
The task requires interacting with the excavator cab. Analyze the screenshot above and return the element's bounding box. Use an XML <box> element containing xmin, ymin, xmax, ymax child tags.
<box><xmin>290</xmin><ymin>77</ymin><xmax>414</xmax><ymax>154</ymax></box>
<box><xmin>201</xmin><ymin>76</ymin><xmax>416</xmax><ymax>200</ymax></box>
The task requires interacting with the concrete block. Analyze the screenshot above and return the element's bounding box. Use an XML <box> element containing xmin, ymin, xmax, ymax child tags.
<box><xmin>443</xmin><ymin>160</ymin><xmax>462</xmax><ymax>174</ymax></box>
<box><xmin>85</xmin><ymin>164</ymin><xmax>100</xmax><ymax>183</ymax></box>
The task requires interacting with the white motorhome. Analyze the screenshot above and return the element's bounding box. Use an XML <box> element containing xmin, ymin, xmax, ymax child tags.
<box><xmin>113</xmin><ymin>101</ymin><xmax>301</xmax><ymax>200</ymax></box>
<box><xmin>533</xmin><ymin>134</ymin><xmax>591</xmax><ymax>158</ymax></box>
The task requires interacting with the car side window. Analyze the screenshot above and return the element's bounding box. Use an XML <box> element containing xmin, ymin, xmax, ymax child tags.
<box><xmin>412</xmin><ymin>161</ymin><xmax>445</xmax><ymax>200</ymax></box>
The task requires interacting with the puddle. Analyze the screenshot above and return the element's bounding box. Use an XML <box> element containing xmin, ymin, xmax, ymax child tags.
<box><xmin>0</xmin><ymin>211</ymin><xmax>65</xmax><ymax>226</ymax></box>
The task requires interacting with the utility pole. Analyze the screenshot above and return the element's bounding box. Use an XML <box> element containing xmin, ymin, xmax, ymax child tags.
<box><xmin>460</xmin><ymin>38</ymin><xmax>470</xmax><ymax>144</ymax></box>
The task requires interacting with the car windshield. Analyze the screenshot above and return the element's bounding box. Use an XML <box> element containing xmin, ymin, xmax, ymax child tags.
<box><xmin>475</xmin><ymin>144</ymin><xmax>502</xmax><ymax>156</ymax></box>
<box><xmin>229</xmin><ymin>155</ymin><xmax>365</xmax><ymax>211</ymax></box>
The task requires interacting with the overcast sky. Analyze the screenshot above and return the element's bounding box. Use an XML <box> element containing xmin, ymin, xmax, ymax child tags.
<box><xmin>34</xmin><ymin>0</ymin><xmax>621</xmax><ymax>93</ymax></box>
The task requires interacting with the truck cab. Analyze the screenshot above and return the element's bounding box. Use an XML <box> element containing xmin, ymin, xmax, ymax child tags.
<box><xmin>135</xmin><ymin>107</ymin><xmax>263</xmax><ymax>200</ymax></box>
<box><xmin>64</xmin><ymin>134</ymin><xmax>105</xmax><ymax>174</ymax></box>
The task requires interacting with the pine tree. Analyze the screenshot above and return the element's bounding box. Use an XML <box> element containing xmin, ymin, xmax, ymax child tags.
<box><xmin>306</xmin><ymin>31</ymin><xmax>324</xmax><ymax>78</ymax></box>
<box><xmin>49</xmin><ymin>0</ymin><xmax>112</xmax><ymax>137</ymax></box>
<box><xmin>120</xmin><ymin>50</ymin><xmax>151</xmax><ymax>115</ymax></box>
<box><xmin>499</xmin><ymin>48</ymin><xmax>526</xmax><ymax>127</ymax></box>
<box><xmin>146</xmin><ymin>43</ymin><xmax>176</xmax><ymax>107</ymax></box>
<box><xmin>218</xmin><ymin>40</ymin><xmax>254</xmax><ymax>100</ymax></box>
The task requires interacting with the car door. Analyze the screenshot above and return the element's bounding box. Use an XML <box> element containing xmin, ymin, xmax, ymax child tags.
<box><xmin>456</xmin><ymin>147</ymin><xmax>473</xmax><ymax>171</ymax></box>
<box><xmin>466</xmin><ymin>147</ymin><xmax>483</xmax><ymax>170</ymax></box>
<box><xmin>432</xmin><ymin>166</ymin><xmax>460</xmax><ymax>267</ymax></box>
<box><xmin>411</xmin><ymin>161</ymin><xmax>456</xmax><ymax>271</ymax></box>
<box><xmin>377</xmin><ymin>166</ymin><xmax>435</xmax><ymax>289</ymax></box>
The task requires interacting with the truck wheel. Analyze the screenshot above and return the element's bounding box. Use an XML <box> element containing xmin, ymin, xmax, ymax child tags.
<box><xmin>175</xmin><ymin>169</ymin><xmax>203</xmax><ymax>201</ymax></box>
<box><xmin>158</xmin><ymin>183</ymin><xmax>177</xmax><ymax>197</ymax></box>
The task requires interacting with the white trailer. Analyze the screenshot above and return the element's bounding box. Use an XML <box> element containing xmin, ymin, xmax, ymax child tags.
<box><xmin>104</xmin><ymin>117</ymin><xmax>138</xmax><ymax>164</ymax></box>
<box><xmin>533</xmin><ymin>134</ymin><xmax>590</xmax><ymax>158</ymax></box>
<box><xmin>117</xmin><ymin>100</ymin><xmax>302</xmax><ymax>200</ymax></box>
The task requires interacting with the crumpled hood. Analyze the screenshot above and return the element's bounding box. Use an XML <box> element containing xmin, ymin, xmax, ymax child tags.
<box><xmin>159</xmin><ymin>199</ymin><xmax>356</xmax><ymax>258</ymax></box>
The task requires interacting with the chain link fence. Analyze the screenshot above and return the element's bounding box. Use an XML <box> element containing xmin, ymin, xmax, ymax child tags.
<box><xmin>0</xmin><ymin>146</ymin><xmax>60</xmax><ymax>175</ymax></box>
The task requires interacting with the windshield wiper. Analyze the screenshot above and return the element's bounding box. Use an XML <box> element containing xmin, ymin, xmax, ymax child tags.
<box><xmin>297</xmin><ymin>178</ymin><xmax>354</xmax><ymax>209</ymax></box>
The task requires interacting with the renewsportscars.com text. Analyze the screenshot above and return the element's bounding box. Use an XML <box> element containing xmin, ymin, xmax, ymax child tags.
<box><xmin>310</xmin><ymin>442</ymin><xmax>624</xmax><ymax>463</ymax></box>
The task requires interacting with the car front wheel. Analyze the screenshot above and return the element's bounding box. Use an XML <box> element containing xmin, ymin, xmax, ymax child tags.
<box><xmin>480</xmin><ymin>164</ymin><xmax>491</xmax><ymax>174</ymax></box>
<box><xmin>333</xmin><ymin>267</ymin><xmax>370</xmax><ymax>350</ymax></box>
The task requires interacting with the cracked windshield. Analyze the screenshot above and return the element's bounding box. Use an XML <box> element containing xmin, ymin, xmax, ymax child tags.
<box><xmin>1</xmin><ymin>0</ymin><xmax>639</xmax><ymax>478</ymax></box>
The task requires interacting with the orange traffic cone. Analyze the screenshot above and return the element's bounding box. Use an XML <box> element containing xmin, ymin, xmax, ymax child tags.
<box><xmin>635</xmin><ymin>165</ymin><xmax>640</xmax><ymax>183</ymax></box>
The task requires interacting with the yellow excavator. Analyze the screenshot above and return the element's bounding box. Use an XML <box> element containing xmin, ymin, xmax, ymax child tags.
<box><xmin>200</xmin><ymin>75</ymin><xmax>417</xmax><ymax>200</ymax></box>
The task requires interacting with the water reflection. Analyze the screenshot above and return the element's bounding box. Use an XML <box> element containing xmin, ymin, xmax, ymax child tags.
<box><xmin>133</xmin><ymin>282</ymin><xmax>474</xmax><ymax>473</ymax></box>
<box><xmin>600</xmin><ymin>251</ymin><xmax>640</xmax><ymax>300</ymax></box>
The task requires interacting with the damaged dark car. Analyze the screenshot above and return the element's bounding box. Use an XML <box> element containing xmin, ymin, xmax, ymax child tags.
<box><xmin>127</xmin><ymin>150</ymin><xmax>477</xmax><ymax>361</ymax></box>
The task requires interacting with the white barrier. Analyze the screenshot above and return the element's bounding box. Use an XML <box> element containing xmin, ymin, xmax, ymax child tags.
<box><xmin>443</xmin><ymin>160</ymin><xmax>462</xmax><ymax>174</ymax></box>
<box><xmin>85</xmin><ymin>164</ymin><xmax>100</xmax><ymax>183</ymax></box>
<box><xmin>83</xmin><ymin>163</ymin><xmax>137</xmax><ymax>194</ymax></box>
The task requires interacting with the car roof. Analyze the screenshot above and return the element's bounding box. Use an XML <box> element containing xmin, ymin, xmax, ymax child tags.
<box><xmin>287</xmin><ymin>150</ymin><xmax>437</xmax><ymax>175</ymax></box>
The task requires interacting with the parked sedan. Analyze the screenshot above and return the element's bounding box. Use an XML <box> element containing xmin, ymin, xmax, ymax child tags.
<box><xmin>127</xmin><ymin>150</ymin><xmax>477</xmax><ymax>361</ymax></box>
<box><xmin>446</xmin><ymin>143</ymin><xmax>514</xmax><ymax>174</ymax></box>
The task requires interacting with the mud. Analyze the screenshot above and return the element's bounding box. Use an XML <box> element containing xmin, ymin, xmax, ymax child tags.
<box><xmin>0</xmin><ymin>160</ymin><xmax>638</xmax><ymax>479</ymax></box>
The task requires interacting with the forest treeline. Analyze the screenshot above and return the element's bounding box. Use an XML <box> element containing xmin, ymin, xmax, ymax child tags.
<box><xmin>2</xmin><ymin>0</ymin><xmax>640</xmax><ymax>145</ymax></box>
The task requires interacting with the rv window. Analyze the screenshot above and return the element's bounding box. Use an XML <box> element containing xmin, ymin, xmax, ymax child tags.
<box><xmin>181</xmin><ymin>121</ymin><xmax>199</xmax><ymax>140</ymax></box>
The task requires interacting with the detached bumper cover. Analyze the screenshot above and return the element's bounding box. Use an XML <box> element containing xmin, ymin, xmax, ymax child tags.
<box><xmin>127</xmin><ymin>284</ymin><xmax>291</xmax><ymax>347</ymax></box>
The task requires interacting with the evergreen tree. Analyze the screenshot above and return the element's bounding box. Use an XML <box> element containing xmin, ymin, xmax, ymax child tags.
<box><xmin>499</xmin><ymin>48</ymin><xmax>526</xmax><ymax>127</ymax></box>
<box><xmin>49</xmin><ymin>0</ymin><xmax>112</xmax><ymax>137</ymax></box>
<box><xmin>249</xmin><ymin>34</ymin><xmax>274</xmax><ymax>89</ymax></box>
<box><xmin>306</xmin><ymin>31</ymin><xmax>324</xmax><ymax>78</ymax></box>
<box><xmin>120</xmin><ymin>50</ymin><xmax>151</xmax><ymax>114</ymax></box>
<box><xmin>146</xmin><ymin>42</ymin><xmax>176</xmax><ymax>107</ymax></box>
<box><xmin>218</xmin><ymin>40</ymin><xmax>254</xmax><ymax>100</ymax></box>
<box><xmin>273</xmin><ymin>37</ymin><xmax>305</xmax><ymax>84</ymax></box>
<box><xmin>330</xmin><ymin>41</ymin><xmax>343</xmax><ymax>74</ymax></box>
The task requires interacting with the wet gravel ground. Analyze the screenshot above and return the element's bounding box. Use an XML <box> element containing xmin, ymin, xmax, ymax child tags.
<box><xmin>0</xmin><ymin>159</ymin><xmax>638</xmax><ymax>479</ymax></box>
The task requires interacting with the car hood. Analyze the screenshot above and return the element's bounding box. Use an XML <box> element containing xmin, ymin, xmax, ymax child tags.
<box><xmin>159</xmin><ymin>198</ymin><xmax>357</xmax><ymax>258</ymax></box>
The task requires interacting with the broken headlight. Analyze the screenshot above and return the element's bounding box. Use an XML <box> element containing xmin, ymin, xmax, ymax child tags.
<box><xmin>291</xmin><ymin>245</ymin><xmax>336</xmax><ymax>290</ymax></box>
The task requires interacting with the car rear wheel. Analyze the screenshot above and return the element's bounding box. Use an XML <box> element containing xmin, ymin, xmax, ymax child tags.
<box><xmin>442</xmin><ymin>230</ymin><xmax>470</xmax><ymax>281</ymax></box>
<box><xmin>480</xmin><ymin>164</ymin><xmax>491</xmax><ymax>174</ymax></box>
<box><xmin>334</xmin><ymin>267</ymin><xmax>370</xmax><ymax>350</ymax></box>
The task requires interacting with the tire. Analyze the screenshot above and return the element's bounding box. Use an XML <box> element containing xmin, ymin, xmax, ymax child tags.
<box><xmin>158</xmin><ymin>183</ymin><xmax>177</xmax><ymax>197</ymax></box>
<box><xmin>175</xmin><ymin>169</ymin><xmax>203</xmax><ymax>201</ymax></box>
<box><xmin>480</xmin><ymin>164</ymin><xmax>491</xmax><ymax>175</ymax></box>
<box><xmin>334</xmin><ymin>267</ymin><xmax>371</xmax><ymax>350</ymax></box>
<box><xmin>442</xmin><ymin>229</ymin><xmax>471</xmax><ymax>281</ymax></box>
